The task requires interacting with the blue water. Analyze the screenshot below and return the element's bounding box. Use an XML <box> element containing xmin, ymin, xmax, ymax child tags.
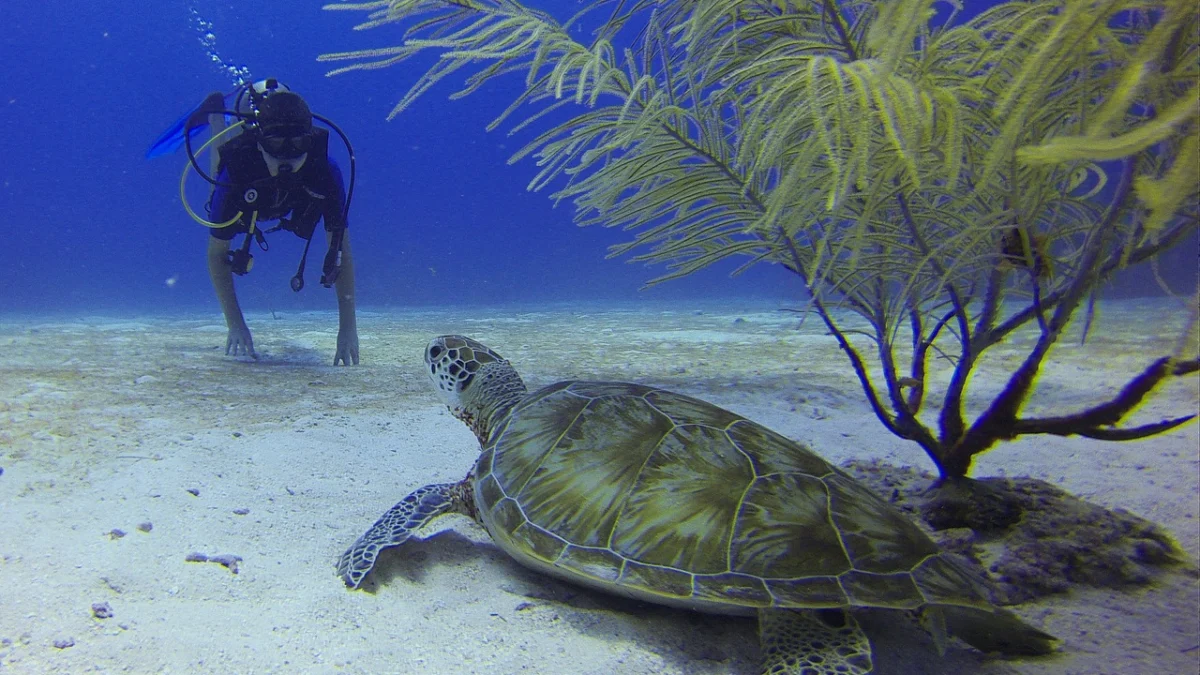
<box><xmin>0</xmin><ymin>0</ymin><xmax>1192</xmax><ymax>317</ymax></box>
<box><xmin>0</xmin><ymin>1</ymin><xmax>790</xmax><ymax>315</ymax></box>
<box><xmin>0</xmin><ymin>5</ymin><xmax>1197</xmax><ymax>674</ymax></box>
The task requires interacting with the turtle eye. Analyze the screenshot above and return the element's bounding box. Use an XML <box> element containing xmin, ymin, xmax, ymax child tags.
<box><xmin>429</xmin><ymin>345</ymin><xmax>443</xmax><ymax>359</ymax></box>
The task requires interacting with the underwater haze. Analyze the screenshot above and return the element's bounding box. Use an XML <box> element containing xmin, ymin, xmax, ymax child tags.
<box><xmin>1</xmin><ymin>0</ymin><xmax>1194</xmax><ymax>316</ymax></box>
<box><xmin>0</xmin><ymin>3</ymin><xmax>1198</xmax><ymax>675</ymax></box>
<box><xmin>1</xmin><ymin>0</ymin><xmax>805</xmax><ymax>315</ymax></box>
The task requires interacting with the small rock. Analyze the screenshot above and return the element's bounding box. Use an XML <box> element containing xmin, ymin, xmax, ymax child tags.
<box><xmin>185</xmin><ymin>552</ymin><xmax>242</xmax><ymax>574</ymax></box>
<box><xmin>106</xmin><ymin>529</ymin><xmax>126</xmax><ymax>540</ymax></box>
<box><xmin>232</xmin><ymin>508</ymin><xmax>250</xmax><ymax>516</ymax></box>
<box><xmin>52</xmin><ymin>638</ymin><xmax>75</xmax><ymax>649</ymax></box>
<box><xmin>136</xmin><ymin>522</ymin><xmax>153</xmax><ymax>533</ymax></box>
<box><xmin>91</xmin><ymin>602</ymin><xmax>113</xmax><ymax>619</ymax></box>
<box><xmin>209</xmin><ymin>554</ymin><xmax>243</xmax><ymax>574</ymax></box>
<box><xmin>133</xmin><ymin>375</ymin><xmax>158</xmax><ymax>385</ymax></box>
<box><xmin>186</xmin><ymin>488</ymin><xmax>200</xmax><ymax>497</ymax></box>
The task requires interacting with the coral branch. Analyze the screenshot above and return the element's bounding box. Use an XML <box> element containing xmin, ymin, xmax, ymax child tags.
<box><xmin>1075</xmin><ymin>417</ymin><xmax>1196</xmax><ymax>441</ymax></box>
<box><xmin>1012</xmin><ymin>357</ymin><xmax>1200</xmax><ymax>437</ymax></box>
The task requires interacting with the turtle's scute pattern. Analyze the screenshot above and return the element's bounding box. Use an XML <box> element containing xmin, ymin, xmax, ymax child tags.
<box><xmin>726</xmin><ymin>420</ymin><xmax>835</xmax><ymax>477</ymax></box>
<box><xmin>692</xmin><ymin>572</ymin><xmax>772</xmax><ymax>605</ymax></box>
<box><xmin>766</xmin><ymin>576</ymin><xmax>848</xmax><ymax>608</ymax></box>
<box><xmin>558</xmin><ymin>545</ymin><xmax>624</xmax><ymax>582</ymax></box>
<box><xmin>912</xmin><ymin>555</ymin><xmax>995</xmax><ymax>608</ymax></box>
<box><xmin>514</xmin><ymin>390</ymin><xmax>669</xmax><ymax>548</ymax></box>
<box><xmin>825</xmin><ymin>474</ymin><xmax>941</xmax><ymax>573</ymax></box>
<box><xmin>839</xmin><ymin>570</ymin><xmax>924</xmax><ymax>608</ymax></box>
<box><xmin>734</xmin><ymin>473</ymin><xmax>850</xmax><ymax>579</ymax></box>
<box><xmin>475</xmin><ymin>380</ymin><xmax>998</xmax><ymax>613</ymax></box>
<box><xmin>619</xmin><ymin>559</ymin><xmax>695</xmax><ymax>598</ymax></box>
<box><xmin>614</xmin><ymin>422</ymin><xmax>752</xmax><ymax>573</ymax></box>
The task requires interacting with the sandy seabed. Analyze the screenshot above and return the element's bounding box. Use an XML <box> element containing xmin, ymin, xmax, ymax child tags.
<box><xmin>0</xmin><ymin>297</ymin><xmax>1196</xmax><ymax>675</ymax></box>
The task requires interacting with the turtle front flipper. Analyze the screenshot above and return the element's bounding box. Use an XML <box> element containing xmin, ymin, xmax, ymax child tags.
<box><xmin>758</xmin><ymin>609</ymin><xmax>874</xmax><ymax>675</ymax></box>
<box><xmin>337</xmin><ymin>481</ymin><xmax>465</xmax><ymax>589</ymax></box>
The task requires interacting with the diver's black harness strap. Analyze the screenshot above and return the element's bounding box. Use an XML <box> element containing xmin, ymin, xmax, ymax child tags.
<box><xmin>271</xmin><ymin>218</ymin><xmax>342</xmax><ymax>293</ymax></box>
<box><xmin>274</xmin><ymin>181</ymin><xmax>345</xmax><ymax>291</ymax></box>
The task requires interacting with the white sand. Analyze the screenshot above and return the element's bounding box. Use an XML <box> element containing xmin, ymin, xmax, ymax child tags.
<box><xmin>0</xmin><ymin>298</ymin><xmax>1196</xmax><ymax>674</ymax></box>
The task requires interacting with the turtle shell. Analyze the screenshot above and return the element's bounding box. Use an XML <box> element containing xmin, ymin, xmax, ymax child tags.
<box><xmin>472</xmin><ymin>381</ymin><xmax>996</xmax><ymax>615</ymax></box>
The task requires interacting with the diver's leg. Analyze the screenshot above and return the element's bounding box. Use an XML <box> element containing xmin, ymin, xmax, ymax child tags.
<box><xmin>207</xmin><ymin>236</ymin><xmax>256</xmax><ymax>359</ymax></box>
<box><xmin>328</xmin><ymin>230</ymin><xmax>358</xmax><ymax>365</ymax></box>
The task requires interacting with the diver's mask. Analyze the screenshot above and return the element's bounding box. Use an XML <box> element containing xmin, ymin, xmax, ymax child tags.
<box><xmin>261</xmin><ymin>131</ymin><xmax>313</xmax><ymax>159</ymax></box>
<box><xmin>258</xmin><ymin>123</ymin><xmax>314</xmax><ymax>176</ymax></box>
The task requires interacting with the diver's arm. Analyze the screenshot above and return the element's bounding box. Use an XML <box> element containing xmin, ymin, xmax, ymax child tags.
<box><xmin>207</xmin><ymin>236</ymin><xmax>257</xmax><ymax>359</ymax></box>
<box><xmin>330</xmin><ymin>231</ymin><xmax>359</xmax><ymax>366</ymax></box>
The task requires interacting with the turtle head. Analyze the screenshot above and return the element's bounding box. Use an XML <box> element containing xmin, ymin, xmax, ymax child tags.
<box><xmin>425</xmin><ymin>335</ymin><xmax>527</xmax><ymax>442</ymax></box>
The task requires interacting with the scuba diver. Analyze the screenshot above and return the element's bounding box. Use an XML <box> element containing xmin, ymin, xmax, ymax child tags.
<box><xmin>149</xmin><ymin>78</ymin><xmax>359</xmax><ymax>365</ymax></box>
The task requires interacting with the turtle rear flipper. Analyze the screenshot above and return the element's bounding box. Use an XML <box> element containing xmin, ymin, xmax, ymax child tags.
<box><xmin>758</xmin><ymin>608</ymin><xmax>873</xmax><ymax>675</ymax></box>
<box><xmin>337</xmin><ymin>481</ymin><xmax>465</xmax><ymax>589</ymax></box>
<box><xmin>940</xmin><ymin>605</ymin><xmax>1058</xmax><ymax>656</ymax></box>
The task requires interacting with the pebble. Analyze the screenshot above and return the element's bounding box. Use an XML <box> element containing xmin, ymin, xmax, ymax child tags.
<box><xmin>91</xmin><ymin>602</ymin><xmax>113</xmax><ymax>619</ymax></box>
<box><xmin>186</xmin><ymin>552</ymin><xmax>243</xmax><ymax>574</ymax></box>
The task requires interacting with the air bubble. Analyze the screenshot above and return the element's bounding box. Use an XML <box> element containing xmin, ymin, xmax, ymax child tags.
<box><xmin>187</xmin><ymin>4</ymin><xmax>252</xmax><ymax>87</ymax></box>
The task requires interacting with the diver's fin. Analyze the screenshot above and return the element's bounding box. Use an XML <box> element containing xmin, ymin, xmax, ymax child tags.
<box><xmin>145</xmin><ymin>91</ymin><xmax>233</xmax><ymax>159</ymax></box>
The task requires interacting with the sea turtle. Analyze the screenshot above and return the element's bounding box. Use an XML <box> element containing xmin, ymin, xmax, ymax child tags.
<box><xmin>338</xmin><ymin>335</ymin><xmax>1055</xmax><ymax>674</ymax></box>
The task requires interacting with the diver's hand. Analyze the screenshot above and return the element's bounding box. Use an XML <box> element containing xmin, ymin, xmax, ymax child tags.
<box><xmin>334</xmin><ymin>327</ymin><xmax>359</xmax><ymax>366</ymax></box>
<box><xmin>226</xmin><ymin>324</ymin><xmax>258</xmax><ymax>360</ymax></box>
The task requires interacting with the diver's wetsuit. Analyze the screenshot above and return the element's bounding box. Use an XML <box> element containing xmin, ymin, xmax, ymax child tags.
<box><xmin>208</xmin><ymin>128</ymin><xmax>348</xmax><ymax>241</ymax></box>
